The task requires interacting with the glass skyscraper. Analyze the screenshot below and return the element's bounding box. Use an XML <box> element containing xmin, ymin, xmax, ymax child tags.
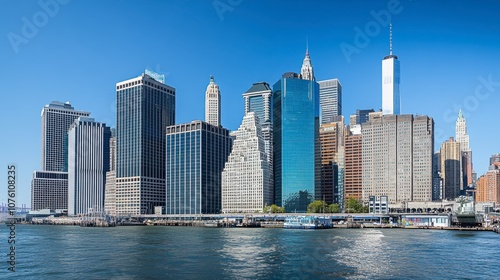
<box><xmin>165</xmin><ymin>121</ymin><xmax>232</xmax><ymax>214</ymax></box>
<box><xmin>115</xmin><ymin>70</ymin><xmax>175</xmax><ymax>215</ymax></box>
<box><xmin>273</xmin><ymin>72</ymin><xmax>320</xmax><ymax>212</ymax></box>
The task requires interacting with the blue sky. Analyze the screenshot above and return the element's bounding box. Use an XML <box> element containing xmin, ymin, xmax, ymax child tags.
<box><xmin>1</xmin><ymin>0</ymin><xmax>499</xmax><ymax>207</ymax></box>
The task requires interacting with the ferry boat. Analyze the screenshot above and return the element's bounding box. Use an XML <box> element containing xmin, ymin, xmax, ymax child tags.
<box><xmin>284</xmin><ymin>216</ymin><xmax>333</xmax><ymax>229</ymax></box>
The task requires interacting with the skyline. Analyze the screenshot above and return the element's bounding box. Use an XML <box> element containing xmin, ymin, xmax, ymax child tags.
<box><xmin>1</xmin><ymin>0</ymin><xmax>500</xmax><ymax>207</ymax></box>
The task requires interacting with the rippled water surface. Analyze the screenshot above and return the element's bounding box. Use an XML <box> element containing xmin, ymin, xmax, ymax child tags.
<box><xmin>3</xmin><ymin>225</ymin><xmax>499</xmax><ymax>279</ymax></box>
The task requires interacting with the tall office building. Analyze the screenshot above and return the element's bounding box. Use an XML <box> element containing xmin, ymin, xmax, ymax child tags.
<box><xmin>362</xmin><ymin>114</ymin><xmax>434</xmax><ymax>205</ymax></box>
<box><xmin>165</xmin><ymin>121</ymin><xmax>232</xmax><ymax>214</ymax></box>
<box><xmin>455</xmin><ymin>109</ymin><xmax>473</xmax><ymax>187</ymax></box>
<box><xmin>31</xmin><ymin>171</ymin><xmax>68</xmax><ymax>211</ymax></box>
<box><xmin>104</xmin><ymin>133</ymin><xmax>117</xmax><ymax>216</ymax></box>
<box><xmin>432</xmin><ymin>152</ymin><xmax>443</xmax><ymax>201</ymax></box>
<box><xmin>382</xmin><ymin>24</ymin><xmax>401</xmax><ymax>115</ymax></box>
<box><xmin>243</xmin><ymin>82</ymin><xmax>273</xmax><ymax>188</ymax></box>
<box><xmin>205</xmin><ymin>76</ymin><xmax>221</xmax><ymax>127</ymax></box>
<box><xmin>273</xmin><ymin>72</ymin><xmax>320</xmax><ymax>212</ymax></box>
<box><xmin>344</xmin><ymin>132</ymin><xmax>362</xmax><ymax>204</ymax></box>
<box><xmin>67</xmin><ymin>117</ymin><xmax>111</xmax><ymax>216</ymax></box>
<box><xmin>222</xmin><ymin>112</ymin><xmax>272</xmax><ymax>212</ymax></box>
<box><xmin>41</xmin><ymin>101</ymin><xmax>90</xmax><ymax>172</ymax></box>
<box><xmin>32</xmin><ymin>101</ymin><xmax>89</xmax><ymax>211</ymax></box>
<box><xmin>319</xmin><ymin>116</ymin><xmax>344</xmax><ymax>204</ymax></box>
<box><xmin>440</xmin><ymin>137</ymin><xmax>463</xmax><ymax>200</ymax></box>
<box><xmin>115</xmin><ymin>70</ymin><xmax>175</xmax><ymax>215</ymax></box>
<box><xmin>355</xmin><ymin>109</ymin><xmax>375</xmax><ymax>125</ymax></box>
<box><xmin>318</xmin><ymin>79</ymin><xmax>342</xmax><ymax>124</ymax></box>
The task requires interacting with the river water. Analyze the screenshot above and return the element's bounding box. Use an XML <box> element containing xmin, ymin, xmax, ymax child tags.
<box><xmin>2</xmin><ymin>225</ymin><xmax>499</xmax><ymax>279</ymax></box>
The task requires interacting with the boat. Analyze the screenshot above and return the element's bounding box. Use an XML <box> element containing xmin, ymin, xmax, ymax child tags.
<box><xmin>284</xmin><ymin>215</ymin><xmax>333</xmax><ymax>229</ymax></box>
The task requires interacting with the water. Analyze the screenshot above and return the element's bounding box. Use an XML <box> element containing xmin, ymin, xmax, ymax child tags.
<box><xmin>2</xmin><ymin>225</ymin><xmax>499</xmax><ymax>279</ymax></box>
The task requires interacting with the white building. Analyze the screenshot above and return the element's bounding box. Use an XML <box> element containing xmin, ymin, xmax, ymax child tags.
<box><xmin>205</xmin><ymin>75</ymin><xmax>221</xmax><ymax>127</ymax></box>
<box><xmin>318</xmin><ymin>79</ymin><xmax>342</xmax><ymax>124</ymax></box>
<box><xmin>222</xmin><ymin>112</ymin><xmax>272</xmax><ymax>213</ymax></box>
<box><xmin>455</xmin><ymin>109</ymin><xmax>470</xmax><ymax>152</ymax></box>
<box><xmin>382</xmin><ymin>24</ymin><xmax>401</xmax><ymax>115</ymax></box>
<box><xmin>301</xmin><ymin>48</ymin><xmax>315</xmax><ymax>81</ymax></box>
<box><xmin>104</xmin><ymin>135</ymin><xmax>116</xmax><ymax>216</ymax></box>
<box><xmin>68</xmin><ymin>117</ymin><xmax>111</xmax><ymax>216</ymax></box>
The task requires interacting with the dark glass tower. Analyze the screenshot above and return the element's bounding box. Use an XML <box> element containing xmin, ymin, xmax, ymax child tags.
<box><xmin>273</xmin><ymin>72</ymin><xmax>320</xmax><ymax>212</ymax></box>
<box><xmin>115</xmin><ymin>71</ymin><xmax>175</xmax><ymax>215</ymax></box>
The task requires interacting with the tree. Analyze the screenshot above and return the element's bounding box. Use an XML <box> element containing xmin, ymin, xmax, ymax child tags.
<box><xmin>329</xmin><ymin>203</ymin><xmax>340</xmax><ymax>213</ymax></box>
<box><xmin>263</xmin><ymin>204</ymin><xmax>285</xmax><ymax>213</ymax></box>
<box><xmin>307</xmin><ymin>200</ymin><xmax>327</xmax><ymax>213</ymax></box>
<box><xmin>345</xmin><ymin>197</ymin><xmax>366</xmax><ymax>213</ymax></box>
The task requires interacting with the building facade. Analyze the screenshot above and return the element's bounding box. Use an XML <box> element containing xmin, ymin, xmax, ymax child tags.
<box><xmin>41</xmin><ymin>101</ymin><xmax>91</xmax><ymax>172</ymax></box>
<box><xmin>440</xmin><ymin>137</ymin><xmax>463</xmax><ymax>200</ymax></box>
<box><xmin>362</xmin><ymin>114</ymin><xmax>434</xmax><ymax>205</ymax></box>
<box><xmin>344</xmin><ymin>133</ymin><xmax>362</xmax><ymax>204</ymax></box>
<box><xmin>31</xmin><ymin>171</ymin><xmax>68</xmax><ymax>211</ymax></box>
<box><xmin>456</xmin><ymin>109</ymin><xmax>473</xmax><ymax>187</ymax></box>
<box><xmin>67</xmin><ymin>117</ymin><xmax>111</xmax><ymax>216</ymax></box>
<box><xmin>205</xmin><ymin>76</ymin><xmax>221</xmax><ymax>127</ymax></box>
<box><xmin>273</xmin><ymin>72</ymin><xmax>320</xmax><ymax>212</ymax></box>
<box><xmin>222</xmin><ymin>113</ymin><xmax>272</xmax><ymax>212</ymax></box>
<box><xmin>243</xmin><ymin>82</ymin><xmax>273</xmax><ymax>197</ymax></box>
<box><xmin>318</xmin><ymin>79</ymin><xmax>342</xmax><ymax>124</ymax></box>
<box><xmin>165</xmin><ymin>121</ymin><xmax>232</xmax><ymax>215</ymax></box>
<box><xmin>105</xmin><ymin>135</ymin><xmax>116</xmax><ymax>216</ymax></box>
<box><xmin>115</xmin><ymin>70</ymin><xmax>175</xmax><ymax>215</ymax></box>
<box><xmin>319</xmin><ymin>117</ymin><xmax>345</xmax><ymax>205</ymax></box>
<box><xmin>475</xmin><ymin>167</ymin><xmax>500</xmax><ymax>204</ymax></box>
<box><xmin>382</xmin><ymin>24</ymin><xmax>401</xmax><ymax>115</ymax></box>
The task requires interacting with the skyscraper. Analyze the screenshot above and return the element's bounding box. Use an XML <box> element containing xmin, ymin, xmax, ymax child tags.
<box><xmin>301</xmin><ymin>48</ymin><xmax>315</xmax><ymax>81</ymax></box>
<box><xmin>490</xmin><ymin>154</ymin><xmax>500</xmax><ymax>167</ymax></box>
<box><xmin>243</xmin><ymin>82</ymin><xmax>273</xmax><ymax>177</ymax></box>
<box><xmin>115</xmin><ymin>70</ymin><xmax>175</xmax><ymax>215</ymax></box>
<box><xmin>222</xmin><ymin>112</ymin><xmax>272</xmax><ymax>213</ymax></box>
<box><xmin>41</xmin><ymin>101</ymin><xmax>90</xmax><ymax>172</ymax></box>
<box><xmin>382</xmin><ymin>24</ymin><xmax>401</xmax><ymax>115</ymax></box>
<box><xmin>165</xmin><ymin>121</ymin><xmax>232</xmax><ymax>214</ymax></box>
<box><xmin>319</xmin><ymin>117</ymin><xmax>345</xmax><ymax>205</ymax></box>
<box><xmin>455</xmin><ymin>109</ymin><xmax>473</xmax><ymax>187</ymax></box>
<box><xmin>205</xmin><ymin>75</ymin><xmax>221</xmax><ymax>127</ymax></box>
<box><xmin>273</xmin><ymin>72</ymin><xmax>320</xmax><ymax>212</ymax></box>
<box><xmin>104</xmin><ymin>132</ymin><xmax>117</xmax><ymax>216</ymax></box>
<box><xmin>32</xmin><ymin>101</ymin><xmax>90</xmax><ymax>211</ymax></box>
<box><xmin>318</xmin><ymin>79</ymin><xmax>342</xmax><ymax>124</ymax></box>
<box><xmin>344</xmin><ymin>132</ymin><xmax>362</xmax><ymax>204</ymax></box>
<box><xmin>67</xmin><ymin>117</ymin><xmax>111</xmax><ymax>216</ymax></box>
<box><xmin>362</xmin><ymin>114</ymin><xmax>434</xmax><ymax>205</ymax></box>
<box><xmin>440</xmin><ymin>137</ymin><xmax>462</xmax><ymax>200</ymax></box>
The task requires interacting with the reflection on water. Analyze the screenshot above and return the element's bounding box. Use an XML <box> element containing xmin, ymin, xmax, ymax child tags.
<box><xmin>9</xmin><ymin>226</ymin><xmax>500</xmax><ymax>279</ymax></box>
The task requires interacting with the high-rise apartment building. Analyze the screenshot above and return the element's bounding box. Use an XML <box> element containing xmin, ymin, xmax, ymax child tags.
<box><xmin>205</xmin><ymin>76</ymin><xmax>221</xmax><ymax>127</ymax></box>
<box><xmin>318</xmin><ymin>79</ymin><xmax>342</xmax><ymax>124</ymax></box>
<box><xmin>440</xmin><ymin>137</ymin><xmax>462</xmax><ymax>200</ymax></box>
<box><xmin>222</xmin><ymin>112</ymin><xmax>272</xmax><ymax>213</ymax></box>
<box><xmin>273</xmin><ymin>72</ymin><xmax>320</xmax><ymax>212</ymax></box>
<box><xmin>382</xmin><ymin>24</ymin><xmax>401</xmax><ymax>115</ymax></box>
<box><xmin>362</xmin><ymin>114</ymin><xmax>434</xmax><ymax>205</ymax></box>
<box><xmin>115</xmin><ymin>70</ymin><xmax>175</xmax><ymax>215</ymax></box>
<box><xmin>165</xmin><ymin>121</ymin><xmax>232</xmax><ymax>215</ymax></box>
<box><xmin>67</xmin><ymin>117</ymin><xmax>111</xmax><ymax>216</ymax></box>
<box><xmin>475</xmin><ymin>164</ymin><xmax>500</xmax><ymax>204</ymax></box>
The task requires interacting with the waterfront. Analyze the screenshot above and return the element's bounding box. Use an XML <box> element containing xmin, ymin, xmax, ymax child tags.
<box><xmin>3</xmin><ymin>225</ymin><xmax>499</xmax><ymax>279</ymax></box>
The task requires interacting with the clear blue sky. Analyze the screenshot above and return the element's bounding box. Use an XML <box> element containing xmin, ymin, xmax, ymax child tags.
<box><xmin>1</xmin><ymin>0</ymin><xmax>499</xmax><ymax>207</ymax></box>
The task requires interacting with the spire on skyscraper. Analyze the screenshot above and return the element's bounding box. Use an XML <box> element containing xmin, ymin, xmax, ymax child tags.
<box><xmin>389</xmin><ymin>22</ymin><xmax>393</xmax><ymax>55</ymax></box>
<box><xmin>301</xmin><ymin>41</ymin><xmax>315</xmax><ymax>81</ymax></box>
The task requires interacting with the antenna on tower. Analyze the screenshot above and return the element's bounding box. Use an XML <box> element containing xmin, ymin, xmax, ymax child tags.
<box><xmin>306</xmin><ymin>35</ymin><xmax>309</xmax><ymax>55</ymax></box>
<box><xmin>389</xmin><ymin>22</ymin><xmax>393</xmax><ymax>55</ymax></box>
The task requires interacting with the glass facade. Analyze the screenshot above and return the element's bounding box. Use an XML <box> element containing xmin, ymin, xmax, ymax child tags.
<box><xmin>166</xmin><ymin>121</ymin><xmax>232</xmax><ymax>215</ymax></box>
<box><xmin>273</xmin><ymin>73</ymin><xmax>320</xmax><ymax>212</ymax></box>
<box><xmin>115</xmin><ymin>73</ymin><xmax>175</xmax><ymax>215</ymax></box>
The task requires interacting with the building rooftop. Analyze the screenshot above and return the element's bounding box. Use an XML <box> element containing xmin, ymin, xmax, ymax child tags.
<box><xmin>244</xmin><ymin>82</ymin><xmax>271</xmax><ymax>93</ymax></box>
